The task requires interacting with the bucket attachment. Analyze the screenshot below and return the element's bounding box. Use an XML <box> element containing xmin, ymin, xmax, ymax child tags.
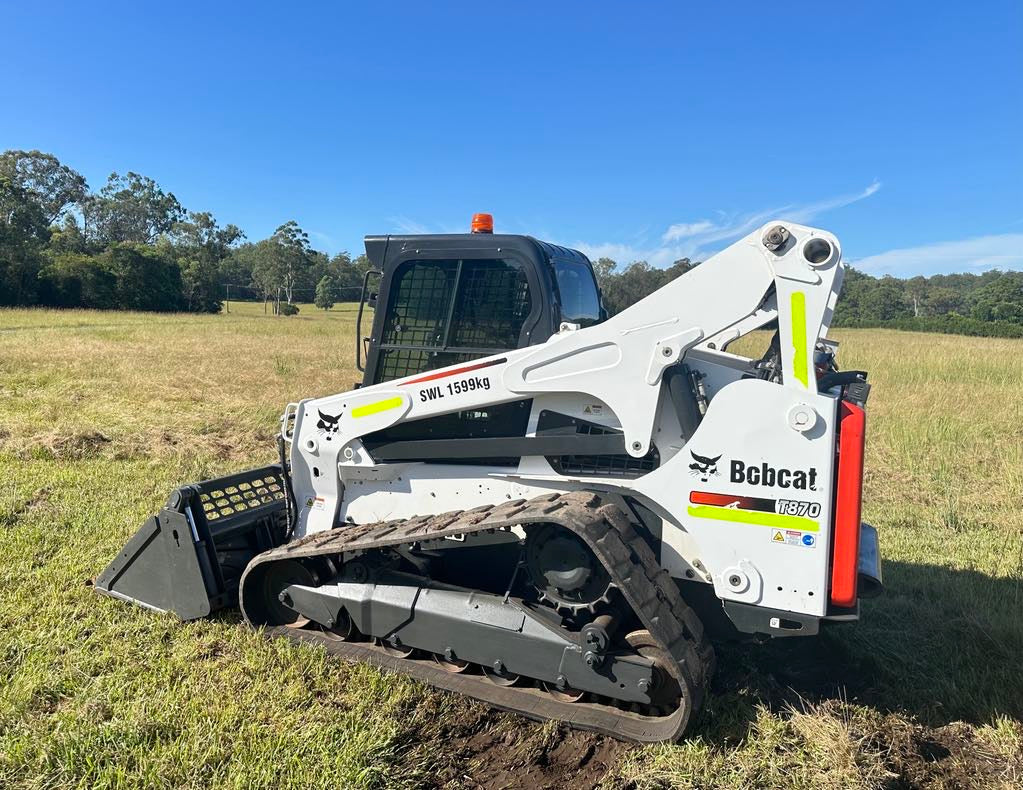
<box><xmin>95</xmin><ymin>465</ymin><xmax>289</xmax><ymax>621</ymax></box>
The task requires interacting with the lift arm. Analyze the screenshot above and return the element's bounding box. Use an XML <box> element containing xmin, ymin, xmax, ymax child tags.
<box><xmin>288</xmin><ymin>221</ymin><xmax>842</xmax><ymax>536</ymax></box>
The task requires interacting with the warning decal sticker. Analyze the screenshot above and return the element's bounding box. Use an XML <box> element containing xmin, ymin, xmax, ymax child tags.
<box><xmin>771</xmin><ymin>528</ymin><xmax>815</xmax><ymax>547</ymax></box>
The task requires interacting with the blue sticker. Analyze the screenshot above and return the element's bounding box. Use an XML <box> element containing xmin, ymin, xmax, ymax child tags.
<box><xmin>802</xmin><ymin>534</ymin><xmax>815</xmax><ymax>546</ymax></box>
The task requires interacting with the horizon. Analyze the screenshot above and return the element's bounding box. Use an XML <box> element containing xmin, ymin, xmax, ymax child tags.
<box><xmin>3</xmin><ymin>2</ymin><xmax>1020</xmax><ymax>278</ymax></box>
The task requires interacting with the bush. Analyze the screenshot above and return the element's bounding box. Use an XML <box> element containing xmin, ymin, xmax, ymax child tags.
<box><xmin>106</xmin><ymin>244</ymin><xmax>185</xmax><ymax>311</ymax></box>
<box><xmin>36</xmin><ymin>245</ymin><xmax>187</xmax><ymax>311</ymax></box>
<box><xmin>278</xmin><ymin>302</ymin><xmax>299</xmax><ymax>316</ymax></box>
<box><xmin>38</xmin><ymin>252</ymin><xmax>118</xmax><ymax>308</ymax></box>
<box><xmin>314</xmin><ymin>274</ymin><xmax>336</xmax><ymax>310</ymax></box>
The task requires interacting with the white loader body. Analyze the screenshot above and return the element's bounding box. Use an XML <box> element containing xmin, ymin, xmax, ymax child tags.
<box><xmin>285</xmin><ymin>221</ymin><xmax>865</xmax><ymax>625</ymax></box>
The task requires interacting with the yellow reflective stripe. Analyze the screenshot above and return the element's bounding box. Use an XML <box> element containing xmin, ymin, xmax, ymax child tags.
<box><xmin>790</xmin><ymin>291</ymin><xmax>809</xmax><ymax>388</ymax></box>
<box><xmin>351</xmin><ymin>396</ymin><xmax>403</xmax><ymax>418</ymax></box>
<box><xmin>687</xmin><ymin>504</ymin><xmax>818</xmax><ymax>532</ymax></box>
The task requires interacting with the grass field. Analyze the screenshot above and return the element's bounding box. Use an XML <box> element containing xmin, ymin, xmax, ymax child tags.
<box><xmin>1</xmin><ymin>302</ymin><xmax>1021</xmax><ymax>789</ymax></box>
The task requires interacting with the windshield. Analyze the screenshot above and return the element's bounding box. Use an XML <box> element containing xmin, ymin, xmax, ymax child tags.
<box><xmin>553</xmin><ymin>260</ymin><xmax>602</xmax><ymax>327</ymax></box>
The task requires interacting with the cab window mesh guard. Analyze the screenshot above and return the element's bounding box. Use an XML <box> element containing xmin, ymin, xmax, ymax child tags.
<box><xmin>375</xmin><ymin>259</ymin><xmax>531</xmax><ymax>382</ymax></box>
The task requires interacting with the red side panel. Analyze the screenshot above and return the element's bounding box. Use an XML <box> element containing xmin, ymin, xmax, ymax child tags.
<box><xmin>830</xmin><ymin>401</ymin><xmax>866</xmax><ymax>607</ymax></box>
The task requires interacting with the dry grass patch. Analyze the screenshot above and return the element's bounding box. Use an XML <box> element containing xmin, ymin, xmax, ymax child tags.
<box><xmin>1</xmin><ymin>309</ymin><xmax>1021</xmax><ymax>788</ymax></box>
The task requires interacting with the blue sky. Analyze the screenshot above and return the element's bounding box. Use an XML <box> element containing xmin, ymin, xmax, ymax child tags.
<box><xmin>2</xmin><ymin>1</ymin><xmax>1021</xmax><ymax>277</ymax></box>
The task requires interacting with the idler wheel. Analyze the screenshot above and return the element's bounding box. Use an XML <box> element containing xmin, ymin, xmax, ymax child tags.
<box><xmin>257</xmin><ymin>559</ymin><xmax>320</xmax><ymax>627</ymax></box>
<box><xmin>625</xmin><ymin>629</ymin><xmax>682</xmax><ymax>715</ymax></box>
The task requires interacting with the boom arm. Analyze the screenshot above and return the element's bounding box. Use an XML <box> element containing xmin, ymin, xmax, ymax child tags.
<box><xmin>289</xmin><ymin>221</ymin><xmax>839</xmax><ymax>493</ymax></box>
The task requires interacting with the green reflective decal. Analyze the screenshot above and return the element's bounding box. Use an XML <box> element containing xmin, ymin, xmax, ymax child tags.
<box><xmin>687</xmin><ymin>504</ymin><xmax>819</xmax><ymax>532</ymax></box>
<box><xmin>351</xmin><ymin>396</ymin><xmax>403</xmax><ymax>418</ymax></box>
<box><xmin>791</xmin><ymin>291</ymin><xmax>809</xmax><ymax>387</ymax></box>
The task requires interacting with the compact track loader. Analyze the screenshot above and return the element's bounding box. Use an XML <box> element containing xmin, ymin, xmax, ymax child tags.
<box><xmin>96</xmin><ymin>215</ymin><xmax>882</xmax><ymax>742</ymax></box>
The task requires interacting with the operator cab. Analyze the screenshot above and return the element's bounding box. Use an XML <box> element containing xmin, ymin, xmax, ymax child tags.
<box><xmin>357</xmin><ymin>213</ymin><xmax>605</xmax><ymax>387</ymax></box>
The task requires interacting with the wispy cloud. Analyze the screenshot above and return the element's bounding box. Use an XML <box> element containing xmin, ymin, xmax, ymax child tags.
<box><xmin>850</xmin><ymin>233</ymin><xmax>1023</xmax><ymax>277</ymax></box>
<box><xmin>662</xmin><ymin>220</ymin><xmax>716</xmax><ymax>242</ymax></box>
<box><xmin>388</xmin><ymin>216</ymin><xmax>473</xmax><ymax>235</ymax></box>
<box><xmin>384</xmin><ymin>183</ymin><xmax>912</xmax><ymax>274</ymax></box>
<box><xmin>576</xmin><ymin>180</ymin><xmax>882</xmax><ymax>268</ymax></box>
<box><xmin>786</xmin><ymin>181</ymin><xmax>881</xmax><ymax>224</ymax></box>
<box><xmin>389</xmin><ymin>215</ymin><xmax>433</xmax><ymax>235</ymax></box>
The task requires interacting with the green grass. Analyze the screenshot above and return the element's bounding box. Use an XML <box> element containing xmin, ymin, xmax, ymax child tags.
<box><xmin>1</xmin><ymin>306</ymin><xmax>1021</xmax><ymax>788</ymax></box>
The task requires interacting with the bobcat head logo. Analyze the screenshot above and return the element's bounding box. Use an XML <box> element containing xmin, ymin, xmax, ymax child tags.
<box><xmin>316</xmin><ymin>409</ymin><xmax>342</xmax><ymax>441</ymax></box>
<box><xmin>689</xmin><ymin>451</ymin><xmax>722</xmax><ymax>482</ymax></box>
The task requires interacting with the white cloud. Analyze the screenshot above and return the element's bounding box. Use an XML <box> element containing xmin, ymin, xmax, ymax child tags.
<box><xmin>850</xmin><ymin>233</ymin><xmax>1023</xmax><ymax>277</ymax></box>
<box><xmin>662</xmin><ymin>219</ymin><xmax>716</xmax><ymax>242</ymax></box>
<box><xmin>384</xmin><ymin>182</ymin><xmax>890</xmax><ymax>272</ymax></box>
<box><xmin>785</xmin><ymin>180</ymin><xmax>881</xmax><ymax>224</ymax></box>
<box><xmin>574</xmin><ymin>181</ymin><xmax>882</xmax><ymax>268</ymax></box>
<box><xmin>574</xmin><ymin>242</ymin><xmax>648</xmax><ymax>262</ymax></box>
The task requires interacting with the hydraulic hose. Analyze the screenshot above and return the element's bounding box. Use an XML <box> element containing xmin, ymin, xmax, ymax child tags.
<box><xmin>277</xmin><ymin>434</ymin><xmax>298</xmax><ymax>542</ymax></box>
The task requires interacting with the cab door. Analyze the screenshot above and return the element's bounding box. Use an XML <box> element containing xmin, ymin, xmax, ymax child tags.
<box><xmin>365</xmin><ymin>255</ymin><xmax>544</xmax><ymax>385</ymax></box>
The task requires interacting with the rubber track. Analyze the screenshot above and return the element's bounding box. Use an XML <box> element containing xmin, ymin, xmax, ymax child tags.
<box><xmin>239</xmin><ymin>491</ymin><xmax>716</xmax><ymax>743</ymax></box>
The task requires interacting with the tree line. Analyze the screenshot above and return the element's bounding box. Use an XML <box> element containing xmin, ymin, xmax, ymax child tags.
<box><xmin>3</xmin><ymin>149</ymin><xmax>1022</xmax><ymax>334</ymax></box>
<box><xmin>592</xmin><ymin>257</ymin><xmax>1023</xmax><ymax>338</ymax></box>
<box><xmin>0</xmin><ymin>149</ymin><xmax>371</xmax><ymax>313</ymax></box>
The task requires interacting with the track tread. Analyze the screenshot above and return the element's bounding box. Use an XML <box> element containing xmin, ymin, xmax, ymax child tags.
<box><xmin>240</xmin><ymin>491</ymin><xmax>715</xmax><ymax>742</ymax></box>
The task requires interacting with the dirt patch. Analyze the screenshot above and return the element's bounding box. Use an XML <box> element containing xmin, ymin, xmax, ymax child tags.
<box><xmin>869</xmin><ymin>716</ymin><xmax>1021</xmax><ymax>789</ymax></box>
<box><xmin>388</xmin><ymin>693</ymin><xmax>628</xmax><ymax>790</ymax></box>
<box><xmin>108</xmin><ymin>427</ymin><xmax>269</xmax><ymax>463</ymax></box>
<box><xmin>37</xmin><ymin>430</ymin><xmax>111</xmax><ymax>460</ymax></box>
<box><xmin>434</xmin><ymin>723</ymin><xmax>626</xmax><ymax>790</ymax></box>
<box><xmin>0</xmin><ymin>486</ymin><xmax>51</xmax><ymax>529</ymax></box>
<box><xmin>710</xmin><ymin>634</ymin><xmax>880</xmax><ymax>721</ymax></box>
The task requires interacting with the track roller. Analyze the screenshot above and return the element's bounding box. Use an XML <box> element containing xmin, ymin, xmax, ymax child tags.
<box><xmin>542</xmin><ymin>679</ymin><xmax>585</xmax><ymax>703</ymax></box>
<box><xmin>432</xmin><ymin>649</ymin><xmax>471</xmax><ymax>673</ymax></box>
<box><xmin>318</xmin><ymin>609</ymin><xmax>356</xmax><ymax>642</ymax></box>
<box><xmin>376</xmin><ymin>636</ymin><xmax>417</xmax><ymax>658</ymax></box>
<box><xmin>482</xmin><ymin>661</ymin><xmax>521</xmax><ymax>686</ymax></box>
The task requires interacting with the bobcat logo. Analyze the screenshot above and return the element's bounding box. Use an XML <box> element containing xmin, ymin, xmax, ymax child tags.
<box><xmin>316</xmin><ymin>409</ymin><xmax>342</xmax><ymax>441</ymax></box>
<box><xmin>689</xmin><ymin>450</ymin><xmax>722</xmax><ymax>482</ymax></box>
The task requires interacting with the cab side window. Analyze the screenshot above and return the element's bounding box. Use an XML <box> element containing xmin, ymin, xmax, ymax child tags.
<box><xmin>553</xmin><ymin>259</ymin><xmax>602</xmax><ymax>327</ymax></box>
